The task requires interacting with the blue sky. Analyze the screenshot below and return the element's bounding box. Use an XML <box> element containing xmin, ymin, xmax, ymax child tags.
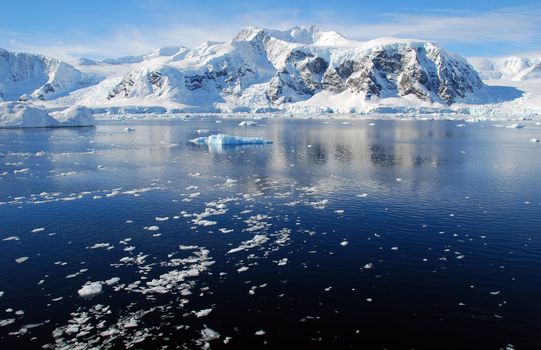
<box><xmin>1</xmin><ymin>0</ymin><xmax>540</xmax><ymax>60</ymax></box>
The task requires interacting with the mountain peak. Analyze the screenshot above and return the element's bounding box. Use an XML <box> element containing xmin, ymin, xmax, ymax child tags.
<box><xmin>232</xmin><ymin>24</ymin><xmax>346</xmax><ymax>45</ymax></box>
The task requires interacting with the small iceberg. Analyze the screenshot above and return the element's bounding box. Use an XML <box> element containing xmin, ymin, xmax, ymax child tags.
<box><xmin>124</xmin><ymin>127</ymin><xmax>135</xmax><ymax>132</ymax></box>
<box><xmin>0</xmin><ymin>103</ymin><xmax>95</xmax><ymax>128</ymax></box>
<box><xmin>78</xmin><ymin>282</ymin><xmax>103</xmax><ymax>298</ymax></box>
<box><xmin>50</xmin><ymin>106</ymin><xmax>95</xmax><ymax>127</ymax></box>
<box><xmin>530</xmin><ymin>138</ymin><xmax>540</xmax><ymax>143</ymax></box>
<box><xmin>238</xmin><ymin>120</ymin><xmax>258</xmax><ymax>127</ymax></box>
<box><xmin>190</xmin><ymin>134</ymin><xmax>272</xmax><ymax>146</ymax></box>
<box><xmin>506</xmin><ymin>124</ymin><xmax>525</xmax><ymax>129</ymax></box>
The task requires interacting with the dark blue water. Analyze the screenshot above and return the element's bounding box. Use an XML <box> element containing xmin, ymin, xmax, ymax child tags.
<box><xmin>0</xmin><ymin>118</ymin><xmax>540</xmax><ymax>349</ymax></box>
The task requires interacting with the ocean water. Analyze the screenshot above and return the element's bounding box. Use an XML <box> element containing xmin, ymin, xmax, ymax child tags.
<box><xmin>0</xmin><ymin>118</ymin><xmax>540</xmax><ymax>349</ymax></box>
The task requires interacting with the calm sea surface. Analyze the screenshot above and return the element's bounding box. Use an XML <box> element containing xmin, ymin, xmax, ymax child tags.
<box><xmin>0</xmin><ymin>118</ymin><xmax>540</xmax><ymax>349</ymax></box>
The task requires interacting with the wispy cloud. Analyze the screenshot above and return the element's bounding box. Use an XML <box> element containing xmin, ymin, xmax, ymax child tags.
<box><xmin>1</xmin><ymin>5</ymin><xmax>540</xmax><ymax>61</ymax></box>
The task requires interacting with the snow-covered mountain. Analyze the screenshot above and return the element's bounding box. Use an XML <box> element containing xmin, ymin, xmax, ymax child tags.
<box><xmin>91</xmin><ymin>25</ymin><xmax>484</xmax><ymax>112</ymax></box>
<box><xmin>468</xmin><ymin>56</ymin><xmax>541</xmax><ymax>81</ymax></box>
<box><xmin>2</xmin><ymin>25</ymin><xmax>534</xmax><ymax>114</ymax></box>
<box><xmin>0</xmin><ymin>48</ymin><xmax>98</xmax><ymax>102</ymax></box>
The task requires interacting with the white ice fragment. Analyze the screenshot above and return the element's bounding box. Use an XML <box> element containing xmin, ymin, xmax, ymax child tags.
<box><xmin>201</xmin><ymin>327</ymin><xmax>220</xmax><ymax>341</ymax></box>
<box><xmin>124</xmin><ymin>127</ymin><xmax>135</xmax><ymax>132</ymax></box>
<box><xmin>78</xmin><ymin>282</ymin><xmax>103</xmax><ymax>298</ymax></box>
<box><xmin>3</xmin><ymin>236</ymin><xmax>19</xmax><ymax>241</ymax></box>
<box><xmin>277</xmin><ymin>258</ymin><xmax>288</xmax><ymax>266</ymax></box>
<box><xmin>490</xmin><ymin>291</ymin><xmax>501</xmax><ymax>295</ymax></box>
<box><xmin>144</xmin><ymin>226</ymin><xmax>160</xmax><ymax>231</ymax></box>
<box><xmin>15</xmin><ymin>257</ymin><xmax>29</xmax><ymax>264</ymax></box>
<box><xmin>505</xmin><ymin>124</ymin><xmax>525</xmax><ymax>129</ymax></box>
<box><xmin>237</xmin><ymin>266</ymin><xmax>249</xmax><ymax>273</ymax></box>
<box><xmin>155</xmin><ymin>216</ymin><xmax>169</xmax><ymax>222</ymax></box>
<box><xmin>194</xmin><ymin>308</ymin><xmax>213</xmax><ymax>318</ymax></box>
<box><xmin>31</xmin><ymin>227</ymin><xmax>45</xmax><ymax>233</ymax></box>
<box><xmin>254</xmin><ymin>330</ymin><xmax>266</xmax><ymax>336</ymax></box>
<box><xmin>529</xmin><ymin>138</ymin><xmax>539</xmax><ymax>143</ymax></box>
<box><xmin>340</xmin><ymin>240</ymin><xmax>349</xmax><ymax>246</ymax></box>
<box><xmin>238</xmin><ymin>120</ymin><xmax>258</xmax><ymax>127</ymax></box>
<box><xmin>190</xmin><ymin>134</ymin><xmax>272</xmax><ymax>146</ymax></box>
<box><xmin>225</xmin><ymin>178</ymin><xmax>237</xmax><ymax>185</ymax></box>
<box><xmin>357</xmin><ymin>193</ymin><xmax>368</xmax><ymax>198</ymax></box>
<box><xmin>196</xmin><ymin>129</ymin><xmax>209</xmax><ymax>135</ymax></box>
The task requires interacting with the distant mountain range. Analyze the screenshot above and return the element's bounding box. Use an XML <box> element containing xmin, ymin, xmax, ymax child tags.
<box><xmin>1</xmin><ymin>25</ymin><xmax>539</xmax><ymax>114</ymax></box>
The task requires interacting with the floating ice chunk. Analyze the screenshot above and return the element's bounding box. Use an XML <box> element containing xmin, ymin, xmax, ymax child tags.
<box><xmin>190</xmin><ymin>134</ymin><xmax>272</xmax><ymax>146</ymax></box>
<box><xmin>255</xmin><ymin>330</ymin><xmax>266</xmax><ymax>336</ymax></box>
<box><xmin>90</xmin><ymin>243</ymin><xmax>113</xmax><ymax>250</ymax></box>
<box><xmin>341</xmin><ymin>122</ymin><xmax>351</xmax><ymax>125</ymax></box>
<box><xmin>227</xmin><ymin>235</ymin><xmax>269</xmax><ymax>254</ymax></box>
<box><xmin>238</xmin><ymin>120</ymin><xmax>258</xmax><ymax>127</ymax></box>
<box><xmin>357</xmin><ymin>193</ymin><xmax>368</xmax><ymax>198</ymax></box>
<box><xmin>0</xmin><ymin>291</ymin><xmax>3</xmax><ymax>298</ymax></box>
<box><xmin>490</xmin><ymin>291</ymin><xmax>501</xmax><ymax>295</ymax></box>
<box><xmin>196</xmin><ymin>129</ymin><xmax>209</xmax><ymax>135</ymax></box>
<box><xmin>340</xmin><ymin>240</ymin><xmax>349</xmax><ymax>246</ymax></box>
<box><xmin>0</xmin><ymin>319</ymin><xmax>15</xmax><ymax>327</ymax></box>
<box><xmin>456</xmin><ymin>124</ymin><xmax>466</xmax><ymax>127</ymax></box>
<box><xmin>194</xmin><ymin>308</ymin><xmax>213</xmax><ymax>317</ymax></box>
<box><xmin>237</xmin><ymin>266</ymin><xmax>249</xmax><ymax>273</ymax></box>
<box><xmin>363</xmin><ymin>263</ymin><xmax>373</xmax><ymax>269</ymax></box>
<box><xmin>50</xmin><ymin>106</ymin><xmax>95</xmax><ymax>127</ymax></box>
<box><xmin>124</xmin><ymin>127</ymin><xmax>135</xmax><ymax>132</ymax></box>
<box><xmin>15</xmin><ymin>257</ymin><xmax>29</xmax><ymax>264</ymax></box>
<box><xmin>335</xmin><ymin>210</ymin><xmax>344</xmax><ymax>215</ymax></box>
<box><xmin>3</xmin><ymin>236</ymin><xmax>19</xmax><ymax>241</ymax></box>
<box><xmin>224</xmin><ymin>337</ymin><xmax>232</xmax><ymax>344</ymax></box>
<box><xmin>506</xmin><ymin>124</ymin><xmax>525</xmax><ymax>129</ymax></box>
<box><xmin>0</xmin><ymin>102</ymin><xmax>59</xmax><ymax>128</ymax></box>
<box><xmin>144</xmin><ymin>226</ymin><xmax>160</xmax><ymax>231</ymax></box>
<box><xmin>277</xmin><ymin>258</ymin><xmax>288</xmax><ymax>266</ymax></box>
<box><xmin>78</xmin><ymin>282</ymin><xmax>103</xmax><ymax>298</ymax></box>
<box><xmin>155</xmin><ymin>216</ymin><xmax>169</xmax><ymax>222</ymax></box>
<box><xmin>105</xmin><ymin>277</ymin><xmax>120</xmax><ymax>285</ymax></box>
<box><xmin>201</xmin><ymin>327</ymin><xmax>220</xmax><ymax>341</ymax></box>
<box><xmin>529</xmin><ymin>138</ymin><xmax>540</xmax><ymax>143</ymax></box>
<box><xmin>225</xmin><ymin>178</ymin><xmax>237</xmax><ymax>186</ymax></box>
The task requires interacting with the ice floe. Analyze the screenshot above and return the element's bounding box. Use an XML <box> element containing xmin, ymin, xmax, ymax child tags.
<box><xmin>190</xmin><ymin>134</ymin><xmax>272</xmax><ymax>146</ymax></box>
<box><xmin>77</xmin><ymin>282</ymin><xmax>103</xmax><ymax>298</ymax></box>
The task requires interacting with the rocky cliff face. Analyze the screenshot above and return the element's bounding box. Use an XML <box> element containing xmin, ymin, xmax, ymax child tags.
<box><xmin>104</xmin><ymin>26</ymin><xmax>483</xmax><ymax>110</ymax></box>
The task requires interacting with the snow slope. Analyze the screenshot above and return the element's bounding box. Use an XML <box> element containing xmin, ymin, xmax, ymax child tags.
<box><xmin>468</xmin><ymin>56</ymin><xmax>541</xmax><ymax>81</ymax></box>
<box><xmin>0</xmin><ymin>48</ymin><xmax>99</xmax><ymax>101</ymax></box>
<box><xmin>40</xmin><ymin>26</ymin><xmax>492</xmax><ymax>113</ymax></box>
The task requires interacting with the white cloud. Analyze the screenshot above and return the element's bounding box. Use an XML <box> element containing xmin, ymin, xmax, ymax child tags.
<box><xmin>1</xmin><ymin>6</ymin><xmax>539</xmax><ymax>61</ymax></box>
